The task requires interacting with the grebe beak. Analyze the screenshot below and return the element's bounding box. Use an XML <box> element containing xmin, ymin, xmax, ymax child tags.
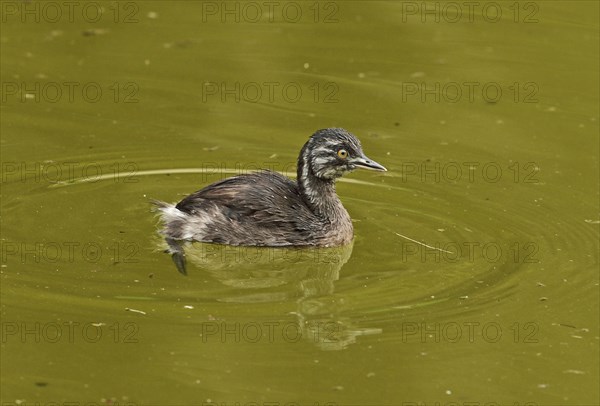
<box><xmin>353</xmin><ymin>154</ymin><xmax>387</xmax><ymax>172</ymax></box>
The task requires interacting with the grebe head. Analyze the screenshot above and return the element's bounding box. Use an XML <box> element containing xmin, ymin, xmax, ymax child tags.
<box><xmin>298</xmin><ymin>128</ymin><xmax>387</xmax><ymax>181</ymax></box>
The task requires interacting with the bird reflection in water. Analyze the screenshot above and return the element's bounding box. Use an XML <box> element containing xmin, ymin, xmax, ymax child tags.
<box><xmin>156</xmin><ymin>239</ymin><xmax>382</xmax><ymax>350</ymax></box>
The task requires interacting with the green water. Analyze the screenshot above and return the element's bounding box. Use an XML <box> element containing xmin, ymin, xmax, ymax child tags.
<box><xmin>1</xmin><ymin>1</ymin><xmax>598</xmax><ymax>405</ymax></box>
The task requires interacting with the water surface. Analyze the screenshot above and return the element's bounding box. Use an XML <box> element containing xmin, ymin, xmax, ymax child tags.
<box><xmin>1</xmin><ymin>1</ymin><xmax>598</xmax><ymax>405</ymax></box>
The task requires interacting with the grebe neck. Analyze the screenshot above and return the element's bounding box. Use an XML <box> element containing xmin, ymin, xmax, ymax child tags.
<box><xmin>296</xmin><ymin>152</ymin><xmax>348</xmax><ymax>222</ymax></box>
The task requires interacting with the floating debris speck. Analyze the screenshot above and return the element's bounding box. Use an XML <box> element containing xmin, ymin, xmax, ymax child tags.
<box><xmin>125</xmin><ymin>307</ymin><xmax>146</xmax><ymax>315</ymax></box>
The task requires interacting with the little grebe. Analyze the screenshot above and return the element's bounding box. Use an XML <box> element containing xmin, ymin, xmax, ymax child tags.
<box><xmin>155</xmin><ymin>128</ymin><xmax>386</xmax><ymax>247</ymax></box>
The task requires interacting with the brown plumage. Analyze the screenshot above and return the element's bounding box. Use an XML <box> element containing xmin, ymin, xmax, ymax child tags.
<box><xmin>154</xmin><ymin>128</ymin><xmax>386</xmax><ymax>272</ymax></box>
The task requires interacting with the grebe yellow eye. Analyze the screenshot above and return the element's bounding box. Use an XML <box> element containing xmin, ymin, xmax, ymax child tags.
<box><xmin>337</xmin><ymin>149</ymin><xmax>348</xmax><ymax>159</ymax></box>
